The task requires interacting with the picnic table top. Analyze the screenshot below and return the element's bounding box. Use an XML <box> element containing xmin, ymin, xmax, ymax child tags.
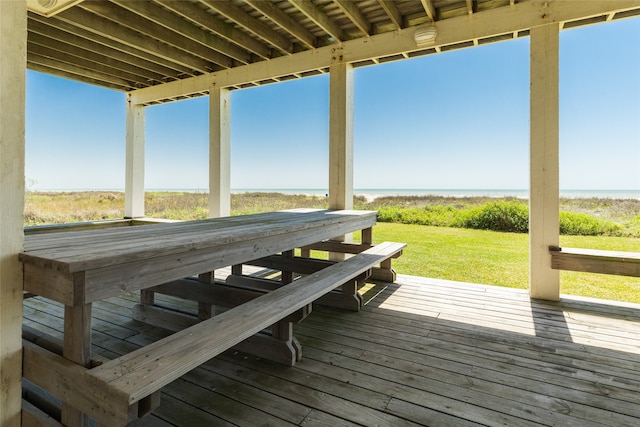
<box><xmin>20</xmin><ymin>209</ymin><xmax>378</xmax><ymax>274</ymax></box>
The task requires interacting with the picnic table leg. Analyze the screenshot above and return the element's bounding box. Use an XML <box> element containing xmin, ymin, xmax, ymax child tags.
<box><xmin>282</xmin><ymin>250</ymin><xmax>294</xmax><ymax>285</ymax></box>
<box><xmin>315</xmin><ymin>275</ymin><xmax>366</xmax><ymax>311</ymax></box>
<box><xmin>62</xmin><ymin>302</ymin><xmax>92</xmax><ymax>427</ymax></box>
<box><xmin>362</xmin><ymin>227</ymin><xmax>373</xmax><ymax>246</ymax></box>
<box><xmin>140</xmin><ymin>289</ymin><xmax>154</xmax><ymax>305</ymax></box>
<box><xmin>197</xmin><ymin>272</ymin><xmax>215</xmax><ymax>320</ymax></box>
<box><xmin>370</xmin><ymin>257</ymin><xmax>397</xmax><ymax>282</ymax></box>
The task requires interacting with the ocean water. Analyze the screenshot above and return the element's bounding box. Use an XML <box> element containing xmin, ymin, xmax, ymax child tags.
<box><xmin>230</xmin><ymin>188</ymin><xmax>640</xmax><ymax>201</ymax></box>
<box><xmin>35</xmin><ymin>188</ymin><xmax>640</xmax><ymax>200</ymax></box>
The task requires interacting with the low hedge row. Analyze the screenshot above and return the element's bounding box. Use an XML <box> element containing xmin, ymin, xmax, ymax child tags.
<box><xmin>376</xmin><ymin>200</ymin><xmax>633</xmax><ymax>236</ymax></box>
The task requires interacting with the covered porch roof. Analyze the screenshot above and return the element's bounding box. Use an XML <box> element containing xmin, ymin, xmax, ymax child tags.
<box><xmin>25</xmin><ymin>0</ymin><xmax>640</xmax><ymax>103</ymax></box>
<box><xmin>2</xmin><ymin>1</ymin><xmax>640</xmax><ymax>426</ymax></box>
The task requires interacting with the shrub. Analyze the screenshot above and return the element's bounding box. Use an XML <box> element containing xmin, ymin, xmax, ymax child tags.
<box><xmin>559</xmin><ymin>211</ymin><xmax>621</xmax><ymax>236</ymax></box>
<box><xmin>459</xmin><ymin>200</ymin><xmax>529</xmax><ymax>233</ymax></box>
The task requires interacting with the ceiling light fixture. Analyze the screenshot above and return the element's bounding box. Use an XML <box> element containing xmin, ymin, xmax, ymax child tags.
<box><xmin>414</xmin><ymin>26</ymin><xmax>438</xmax><ymax>46</ymax></box>
<box><xmin>27</xmin><ymin>0</ymin><xmax>84</xmax><ymax>17</ymax></box>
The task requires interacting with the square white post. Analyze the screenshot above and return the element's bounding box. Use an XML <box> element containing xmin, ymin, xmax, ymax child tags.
<box><xmin>329</xmin><ymin>56</ymin><xmax>354</xmax><ymax>210</ymax></box>
<box><xmin>529</xmin><ymin>23</ymin><xmax>560</xmax><ymax>300</ymax></box>
<box><xmin>0</xmin><ymin>1</ymin><xmax>26</xmax><ymax>424</ymax></box>
<box><xmin>209</xmin><ymin>85</ymin><xmax>231</xmax><ymax>217</ymax></box>
<box><xmin>125</xmin><ymin>96</ymin><xmax>146</xmax><ymax>218</ymax></box>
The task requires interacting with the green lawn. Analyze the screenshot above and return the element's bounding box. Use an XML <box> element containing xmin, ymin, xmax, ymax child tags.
<box><xmin>371</xmin><ymin>222</ymin><xmax>640</xmax><ymax>303</ymax></box>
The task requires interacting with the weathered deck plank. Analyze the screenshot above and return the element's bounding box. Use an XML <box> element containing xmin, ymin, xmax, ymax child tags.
<box><xmin>23</xmin><ymin>272</ymin><xmax>640</xmax><ymax>426</ymax></box>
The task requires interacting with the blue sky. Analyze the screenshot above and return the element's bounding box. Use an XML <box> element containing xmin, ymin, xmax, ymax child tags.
<box><xmin>26</xmin><ymin>18</ymin><xmax>639</xmax><ymax>193</ymax></box>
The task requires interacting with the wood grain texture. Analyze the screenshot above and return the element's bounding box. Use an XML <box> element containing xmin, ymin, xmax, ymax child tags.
<box><xmin>550</xmin><ymin>246</ymin><xmax>640</xmax><ymax>277</ymax></box>
<box><xmin>23</xmin><ymin>271</ymin><xmax>640</xmax><ymax>426</ymax></box>
<box><xmin>90</xmin><ymin>242</ymin><xmax>406</xmax><ymax>404</ymax></box>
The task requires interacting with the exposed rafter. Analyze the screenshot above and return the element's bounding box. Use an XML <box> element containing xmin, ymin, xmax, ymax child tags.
<box><xmin>111</xmin><ymin>0</ymin><xmax>251</xmax><ymax>64</ymax></box>
<box><xmin>246</xmin><ymin>0</ymin><xmax>316</xmax><ymax>49</ymax></box>
<box><xmin>379</xmin><ymin>0</ymin><xmax>403</xmax><ymax>29</ymax></box>
<box><xmin>29</xmin><ymin>11</ymin><xmax>194</xmax><ymax>77</ymax></box>
<box><xmin>79</xmin><ymin>1</ymin><xmax>235</xmax><ymax>68</ymax></box>
<box><xmin>420</xmin><ymin>0</ymin><xmax>437</xmax><ymax>22</ymax></box>
<box><xmin>22</xmin><ymin>0</ymin><xmax>640</xmax><ymax>94</ymax></box>
<box><xmin>199</xmin><ymin>0</ymin><xmax>293</xmax><ymax>55</ymax></box>
<box><xmin>289</xmin><ymin>0</ymin><xmax>344</xmax><ymax>42</ymax></box>
<box><xmin>333</xmin><ymin>0</ymin><xmax>371</xmax><ymax>36</ymax></box>
<box><xmin>28</xmin><ymin>17</ymin><xmax>180</xmax><ymax>79</ymax></box>
<box><xmin>28</xmin><ymin>32</ymin><xmax>164</xmax><ymax>84</ymax></box>
<box><xmin>54</xmin><ymin>6</ymin><xmax>214</xmax><ymax>72</ymax></box>
<box><xmin>131</xmin><ymin>0</ymin><xmax>640</xmax><ymax>105</ymax></box>
<box><xmin>466</xmin><ymin>0</ymin><xmax>475</xmax><ymax>15</ymax></box>
<box><xmin>28</xmin><ymin>52</ymin><xmax>134</xmax><ymax>90</ymax></box>
<box><xmin>160</xmin><ymin>0</ymin><xmax>272</xmax><ymax>60</ymax></box>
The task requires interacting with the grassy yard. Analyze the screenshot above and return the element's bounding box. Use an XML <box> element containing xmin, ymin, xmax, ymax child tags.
<box><xmin>372</xmin><ymin>222</ymin><xmax>640</xmax><ymax>303</ymax></box>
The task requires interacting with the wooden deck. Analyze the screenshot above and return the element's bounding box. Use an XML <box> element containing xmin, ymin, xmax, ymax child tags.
<box><xmin>23</xmin><ymin>271</ymin><xmax>640</xmax><ymax>427</ymax></box>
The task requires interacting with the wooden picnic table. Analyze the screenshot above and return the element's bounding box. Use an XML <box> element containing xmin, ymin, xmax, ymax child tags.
<box><xmin>21</xmin><ymin>208</ymin><xmax>396</xmax><ymax>426</ymax></box>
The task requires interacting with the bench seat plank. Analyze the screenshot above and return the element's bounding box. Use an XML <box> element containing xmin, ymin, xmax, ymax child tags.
<box><xmin>90</xmin><ymin>242</ymin><xmax>406</xmax><ymax>406</ymax></box>
<box><xmin>550</xmin><ymin>246</ymin><xmax>640</xmax><ymax>277</ymax></box>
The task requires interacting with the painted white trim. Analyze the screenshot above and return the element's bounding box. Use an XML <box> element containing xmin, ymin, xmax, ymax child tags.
<box><xmin>124</xmin><ymin>97</ymin><xmax>145</xmax><ymax>218</ymax></box>
<box><xmin>529</xmin><ymin>23</ymin><xmax>560</xmax><ymax>301</ymax></box>
<box><xmin>209</xmin><ymin>86</ymin><xmax>231</xmax><ymax>217</ymax></box>
<box><xmin>0</xmin><ymin>1</ymin><xmax>26</xmax><ymax>424</ymax></box>
<box><xmin>328</xmin><ymin>57</ymin><xmax>354</xmax><ymax>210</ymax></box>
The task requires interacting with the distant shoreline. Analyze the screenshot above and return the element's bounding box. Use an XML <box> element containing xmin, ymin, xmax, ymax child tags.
<box><xmin>28</xmin><ymin>188</ymin><xmax>640</xmax><ymax>201</ymax></box>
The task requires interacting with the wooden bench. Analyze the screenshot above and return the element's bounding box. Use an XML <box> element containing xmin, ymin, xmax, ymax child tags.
<box><xmin>549</xmin><ymin>246</ymin><xmax>640</xmax><ymax>277</ymax></box>
<box><xmin>23</xmin><ymin>241</ymin><xmax>405</xmax><ymax>426</ymax></box>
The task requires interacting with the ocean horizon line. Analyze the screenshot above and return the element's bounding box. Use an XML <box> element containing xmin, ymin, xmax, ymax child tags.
<box><xmin>28</xmin><ymin>188</ymin><xmax>640</xmax><ymax>200</ymax></box>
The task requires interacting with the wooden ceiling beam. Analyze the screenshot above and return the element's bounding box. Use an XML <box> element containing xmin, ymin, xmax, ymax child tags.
<box><xmin>28</xmin><ymin>52</ymin><xmax>135</xmax><ymax>90</ymax></box>
<box><xmin>160</xmin><ymin>0</ymin><xmax>272</xmax><ymax>60</ymax></box>
<box><xmin>27</xmin><ymin>41</ymin><xmax>154</xmax><ymax>86</ymax></box>
<box><xmin>289</xmin><ymin>0</ymin><xmax>344</xmax><ymax>42</ymax></box>
<box><xmin>28</xmin><ymin>62</ymin><xmax>131</xmax><ymax>91</ymax></box>
<box><xmin>54</xmin><ymin>6</ymin><xmax>215</xmax><ymax>72</ymax></box>
<box><xmin>199</xmin><ymin>0</ymin><xmax>293</xmax><ymax>55</ymax></box>
<box><xmin>111</xmin><ymin>0</ymin><xmax>251</xmax><ymax>64</ymax></box>
<box><xmin>28</xmin><ymin>12</ymin><xmax>195</xmax><ymax>77</ymax></box>
<box><xmin>420</xmin><ymin>0</ymin><xmax>437</xmax><ymax>22</ymax></box>
<box><xmin>131</xmin><ymin>0</ymin><xmax>640</xmax><ymax>104</ymax></box>
<box><xmin>378</xmin><ymin>0</ymin><xmax>404</xmax><ymax>29</ymax></box>
<box><xmin>333</xmin><ymin>0</ymin><xmax>371</xmax><ymax>36</ymax></box>
<box><xmin>246</xmin><ymin>0</ymin><xmax>317</xmax><ymax>49</ymax></box>
<box><xmin>28</xmin><ymin>32</ymin><xmax>165</xmax><ymax>84</ymax></box>
<box><xmin>80</xmin><ymin>1</ymin><xmax>236</xmax><ymax>68</ymax></box>
<box><xmin>28</xmin><ymin>18</ymin><xmax>181</xmax><ymax>79</ymax></box>
<box><xmin>466</xmin><ymin>0</ymin><xmax>475</xmax><ymax>15</ymax></box>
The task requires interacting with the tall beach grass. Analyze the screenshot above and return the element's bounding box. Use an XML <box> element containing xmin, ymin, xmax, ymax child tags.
<box><xmin>24</xmin><ymin>191</ymin><xmax>640</xmax><ymax>303</ymax></box>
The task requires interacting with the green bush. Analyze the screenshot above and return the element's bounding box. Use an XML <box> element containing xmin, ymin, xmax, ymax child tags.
<box><xmin>376</xmin><ymin>205</ymin><xmax>461</xmax><ymax>227</ymax></box>
<box><xmin>458</xmin><ymin>200</ymin><xmax>529</xmax><ymax>233</ymax></box>
<box><xmin>559</xmin><ymin>211</ymin><xmax>621</xmax><ymax>236</ymax></box>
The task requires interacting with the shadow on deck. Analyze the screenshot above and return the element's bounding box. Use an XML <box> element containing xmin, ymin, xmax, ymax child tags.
<box><xmin>23</xmin><ymin>272</ymin><xmax>640</xmax><ymax>427</ymax></box>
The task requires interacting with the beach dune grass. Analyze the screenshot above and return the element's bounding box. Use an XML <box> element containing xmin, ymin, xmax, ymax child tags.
<box><xmin>24</xmin><ymin>191</ymin><xmax>640</xmax><ymax>303</ymax></box>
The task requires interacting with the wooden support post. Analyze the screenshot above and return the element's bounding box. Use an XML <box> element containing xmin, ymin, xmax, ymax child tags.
<box><xmin>361</xmin><ymin>227</ymin><xmax>373</xmax><ymax>245</ymax></box>
<box><xmin>209</xmin><ymin>85</ymin><xmax>231</xmax><ymax>218</ymax></box>
<box><xmin>329</xmin><ymin>50</ymin><xmax>354</xmax><ymax>261</ymax></box>
<box><xmin>125</xmin><ymin>97</ymin><xmax>145</xmax><ymax>219</ymax></box>
<box><xmin>0</xmin><ymin>2</ymin><xmax>26</xmax><ymax>425</ymax></box>
<box><xmin>62</xmin><ymin>302</ymin><xmax>93</xmax><ymax>426</ymax></box>
<box><xmin>529</xmin><ymin>23</ymin><xmax>560</xmax><ymax>301</ymax></box>
<box><xmin>328</xmin><ymin>51</ymin><xmax>354</xmax><ymax>211</ymax></box>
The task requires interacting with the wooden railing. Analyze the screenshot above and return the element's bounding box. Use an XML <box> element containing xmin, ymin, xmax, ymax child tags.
<box><xmin>549</xmin><ymin>246</ymin><xmax>640</xmax><ymax>277</ymax></box>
